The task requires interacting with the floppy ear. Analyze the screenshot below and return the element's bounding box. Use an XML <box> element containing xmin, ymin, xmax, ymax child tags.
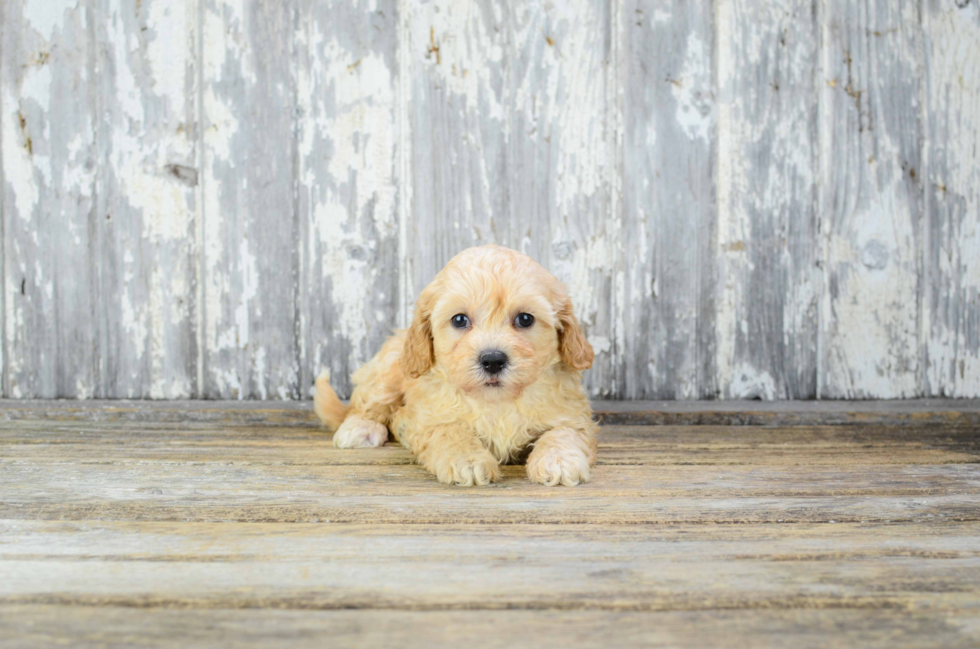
<box><xmin>402</xmin><ymin>289</ymin><xmax>436</xmax><ymax>378</ymax></box>
<box><xmin>557</xmin><ymin>295</ymin><xmax>594</xmax><ymax>370</ymax></box>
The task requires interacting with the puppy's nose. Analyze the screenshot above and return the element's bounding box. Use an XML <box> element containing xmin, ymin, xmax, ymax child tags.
<box><xmin>479</xmin><ymin>350</ymin><xmax>509</xmax><ymax>375</ymax></box>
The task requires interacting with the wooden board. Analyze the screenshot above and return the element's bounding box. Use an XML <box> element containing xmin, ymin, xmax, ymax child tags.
<box><xmin>295</xmin><ymin>0</ymin><xmax>401</xmax><ymax>399</ymax></box>
<box><xmin>3</xmin><ymin>520</ymin><xmax>980</xmax><ymax>610</ymax></box>
<box><xmin>96</xmin><ymin>0</ymin><xmax>200</xmax><ymax>398</ymax></box>
<box><xmin>200</xmin><ymin>0</ymin><xmax>299</xmax><ymax>399</ymax></box>
<box><xmin>2</xmin><ymin>607</ymin><xmax>978</xmax><ymax>649</ymax></box>
<box><xmin>820</xmin><ymin>0</ymin><xmax>924</xmax><ymax>398</ymax></box>
<box><xmin>4</xmin><ymin>465</ymin><xmax>978</xmax><ymax>524</ymax></box>
<box><xmin>922</xmin><ymin>0</ymin><xmax>980</xmax><ymax>397</ymax></box>
<box><xmin>2</xmin><ymin>420</ymin><xmax>978</xmax><ymax>525</ymax></box>
<box><xmin>1</xmin><ymin>0</ymin><xmax>100</xmax><ymax>398</ymax></box>
<box><xmin>622</xmin><ymin>0</ymin><xmax>715</xmax><ymax>399</ymax></box>
<box><xmin>3</xmin><ymin>422</ymin><xmax>979</xmax><ymax>467</ymax></box>
<box><xmin>715</xmin><ymin>0</ymin><xmax>820</xmax><ymax>400</ymax></box>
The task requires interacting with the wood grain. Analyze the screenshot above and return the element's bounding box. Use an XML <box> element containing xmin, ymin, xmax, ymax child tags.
<box><xmin>622</xmin><ymin>0</ymin><xmax>715</xmax><ymax>399</ymax></box>
<box><xmin>820</xmin><ymin>0</ymin><xmax>924</xmax><ymax>398</ymax></box>
<box><xmin>1</xmin><ymin>409</ymin><xmax>979</xmax><ymax>647</ymax></box>
<box><xmin>404</xmin><ymin>0</ymin><xmax>618</xmax><ymax>397</ymax></box>
<box><xmin>1</xmin><ymin>0</ymin><xmax>100</xmax><ymax>398</ymax></box>
<box><xmin>3</xmin><ymin>422</ymin><xmax>978</xmax><ymax>467</ymax></box>
<box><xmin>922</xmin><ymin>0</ymin><xmax>980</xmax><ymax>397</ymax></box>
<box><xmin>200</xmin><ymin>0</ymin><xmax>299</xmax><ymax>399</ymax></box>
<box><xmin>96</xmin><ymin>0</ymin><xmax>200</xmax><ymax>398</ymax></box>
<box><xmin>715</xmin><ymin>0</ymin><xmax>820</xmax><ymax>399</ymax></box>
<box><xmin>2</xmin><ymin>3</ymin><xmax>980</xmax><ymax>400</ymax></box>
<box><xmin>3</xmin><ymin>420</ymin><xmax>979</xmax><ymax>524</ymax></box>
<box><xmin>2</xmin><ymin>520</ymin><xmax>980</xmax><ymax>611</ymax></box>
<box><xmin>3</xmin><ymin>607</ymin><xmax>978</xmax><ymax>649</ymax></box>
<box><xmin>296</xmin><ymin>0</ymin><xmax>400</xmax><ymax>399</ymax></box>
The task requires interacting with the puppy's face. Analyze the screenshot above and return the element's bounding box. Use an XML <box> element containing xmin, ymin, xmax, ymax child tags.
<box><xmin>402</xmin><ymin>246</ymin><xmax>594</xmax><ymax>401</ymax></box>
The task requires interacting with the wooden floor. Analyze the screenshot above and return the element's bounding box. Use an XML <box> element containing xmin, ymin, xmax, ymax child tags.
<box><xmin>1</xmin><ymin>401</ymin><xmax>979</xmax><ymax>648</ymax></box>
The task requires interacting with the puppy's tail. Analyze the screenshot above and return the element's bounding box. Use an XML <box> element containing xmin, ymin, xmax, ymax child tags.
<box><xmin>314</xmin><ymin>370</ymin><xmax>349</xmax><ymax>431</ymax></box>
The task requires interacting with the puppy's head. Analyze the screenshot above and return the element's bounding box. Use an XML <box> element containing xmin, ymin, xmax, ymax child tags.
<box><xmin>402</xmin><ymin>245</ymin><xmax>593</xmax><ymax>400</ymax></box>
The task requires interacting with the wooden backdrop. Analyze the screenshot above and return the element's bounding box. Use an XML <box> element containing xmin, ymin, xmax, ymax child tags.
<box><xmin>1</xmin><ymin>0</ymin><xmax>978</xmax><ymax>400</ymax></box>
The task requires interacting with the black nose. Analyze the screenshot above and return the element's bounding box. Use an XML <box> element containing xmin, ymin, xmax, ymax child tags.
<box><xmin>479</xmin><ymin>350</ymin><xmax>509</xmax><ymax>375</ymax></box>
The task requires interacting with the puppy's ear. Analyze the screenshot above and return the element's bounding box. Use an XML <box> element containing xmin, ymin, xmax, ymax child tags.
<box><xmin>402</xmin><ymin>289</ymin><xmax>435</xmax><ymax>378</ymax></box>
<box><xmin>557</xmin><ymin>295</ymin><xmax>594</xmax><ymax>370</ymax></box>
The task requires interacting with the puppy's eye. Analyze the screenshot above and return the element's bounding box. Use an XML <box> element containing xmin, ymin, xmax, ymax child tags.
<box><xmin>514</xmin><ymin>313</ymin><xmax>535</xmax><ymax>328</ymax></box>
<box><xmin>451</xmin><ymin>314</ymin><xmax>470</xmax><ymax>329</ymax></box>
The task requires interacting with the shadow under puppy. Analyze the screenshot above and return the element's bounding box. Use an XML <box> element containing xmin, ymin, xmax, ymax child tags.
<box><xmin>314</xmin><ymin>245</ymin><xmax>598</xmax><ymax>487</ymax></box>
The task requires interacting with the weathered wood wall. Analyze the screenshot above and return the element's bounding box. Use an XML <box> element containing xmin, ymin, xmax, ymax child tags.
<box><xmin>1</xmin><ymin>0</ymin><xmax>978</xmax><ymax>400</ymax></box>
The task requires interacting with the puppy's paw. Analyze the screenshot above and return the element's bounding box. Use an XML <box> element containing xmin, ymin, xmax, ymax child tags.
<box><xmin>433</xmin><ymin>450</ymin><xmax>501</xmax><ymax>487</ymax></box>
<box><xmin>332</xmin><ymin>416</ymin><xmax>389</xmax><ymax>448</ymax></box>
<box><xmin>526</xmin><ymin>446</ymin><xmax>591</xmax><ymax>487</ymax></box>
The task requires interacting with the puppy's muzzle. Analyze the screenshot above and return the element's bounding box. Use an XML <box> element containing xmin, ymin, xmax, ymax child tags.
<box><xmin>479</xmin><ymin>350</ymin><xmax>509</xmax><ymax>375</ymax></box>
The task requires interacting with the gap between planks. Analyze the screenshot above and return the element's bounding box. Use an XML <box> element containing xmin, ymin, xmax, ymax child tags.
<box><xmin>2</xmin><ymin>607</ymin><xmax>978</xmax><ymax>649</ymax></box>
<box><xmin>1</xmin><ymin>399</ymin><xmax>980</xmax><ymax>427</ymax></box>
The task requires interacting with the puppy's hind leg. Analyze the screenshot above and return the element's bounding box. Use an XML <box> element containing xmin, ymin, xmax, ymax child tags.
<box><xmin>314</xmin><ymin>371</ymin><xmax>389</xmax><ymax>449</ymax></box>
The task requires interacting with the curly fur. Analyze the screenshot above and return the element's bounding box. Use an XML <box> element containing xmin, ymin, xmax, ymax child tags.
<box><xmin>314</xmin><ymin>245</ymin><xmax>598</xmax><ymax>487</ymax></box>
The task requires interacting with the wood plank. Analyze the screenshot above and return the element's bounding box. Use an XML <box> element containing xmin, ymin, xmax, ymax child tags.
<box><xmin>922</xmin><ymin>1</ymin><xmax>980</xmax><ymax>397</ymax></box>
<box><xmin>2</xmin><ymin>456</ymin><xmax>977</xmax><ymax>523</ymax></box>
<box><xmin>0</xmin><ymin>20</ymin><xmax>4</xmax><ymax>399</ymax></box>
<box><xmin>3</xmin><ymin>399</ymin><xmax>979</xmax><ymax>427</ymax></box>
<box><xmin>296</xmin><ymin>0</ymin><xmax>400</xmax><ymax>399</ymax></box>
<box><xmin>622</xmin><ymin>0</ymin><xmax>715</xmax><ymax>399</ymax></box>
<box><xmin>819</xmin><ymin>0</ymin><xmax>924</xmax><ymax>398</ymax></box>
<box><xmin>2</xmin><ymin>606</ymin><xmax>978</xmax><ymax>649</ymax></box>
<box><xmin>1</xmin><ymin>0</ymin><xmax>100</xmax><ymax>398</ymax></box>
<box><xmin>593</xmin><ymin>400</ymin><xmax>980</xmax><ymax>426</ymax></box>
<box><xmin>715</xmin><ymin>0</ymin><xmax>820</xmax><ymax>399</ymax></box>
<box><xmin>95</xmin><ymin>0</ymin><xmax>199</xmax><ymax>398</ymax></box>
<box><xmin>405</xmin><ymin>0</ymin><xmax>619</xmax><ymax>397</ymax></box>
<box><xmin>200</xmin><ymin>0</ymin><xmax>299</xmax><ymax>399</ymax></box>
<box><xmin>1</xmin><ymin>520</ymin><xmax>979</xmax><ymax>612</ymax></box>
<box><xmin>2</xmin><ymin>423</ymin><xmax>978</xmax><ymax>467</ymax></box>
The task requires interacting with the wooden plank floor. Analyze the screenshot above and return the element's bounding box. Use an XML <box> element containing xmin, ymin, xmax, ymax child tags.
<box><xmin>1</xmin><ymin>402</ymin><xmax>979</xmax><ymax>648</ymax></box>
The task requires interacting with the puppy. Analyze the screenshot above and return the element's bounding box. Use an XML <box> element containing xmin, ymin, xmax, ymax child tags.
<box><xmin>314</xmin><ymin>244</ymin><xmax>598</xmax><ymax>487</ymax></box>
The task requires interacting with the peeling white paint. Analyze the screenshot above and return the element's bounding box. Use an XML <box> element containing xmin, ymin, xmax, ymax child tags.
<box><xmin>410</xmin><ymin>0</ymin><xmax>505</xmax><ymax>120</ymax></box>
<box><xmin>589</xmin><ymin>335</ymin><xmax>611</xmax><ymax>357</ymax></box>
<box><xmin>298</xmin><ymin>12</ymin><xmax>398</xmax><ymax>377</ymax></box>
<box><xmin>714</xmin><ymin>0</ymin><xmax>742</xmax><ymax>396</ymax></box>
<box><xmin>820</xmin><ymin>0</ymin><xmax>921</xmax><ymax>398</ymax></box>
<box><xmin>74</xmin><ymin>378</ymin><xmax>93</xmax><ymax>401</ymax></box>
<box><xmin>23</xmin><ymin>0</ymin><xmax>76</xmax><ymax>40</ymax></box>
<box><xmin>253</xmin><ymin>347</ymin><xmax>267</xmax><ymax>400</ymax></box>
<box><xmin>96</xmin><ymin>0</ymin><xmax>199</xmax><ymax>397</ymax></box>
<box><xmin>922</xmin><ymin>3</ymin><xmax>980</xmax><ymax>397</ymax></box>
<box><xmin>3</xmin><ymin>0</ymin><xmax>979</xmax><ymax>400</ymax></box>
<box><xmin>213</xmin><ymin>236</ymin><xmax>257</xmax><ymax>352</ymax></box>
<box><xmin>672</xmin><ymin>30</ymin><xmax>712</xmax><ymax>142</ymax></box>
<box><xmin>728</xmin><ymin>363</ymin><xmax>777</xmax><ymax>401</ymax></box>
<box><xmin>145</xmin><ymin>0</ymin><xmax>191</xmax><ymax>103</ymax></box>
<box><xmin>202</xmin><ymin>87</ymin><xmax>239</xmax><ymax>164</ymax></box>
<box><xmin>2</xmin><ymin>89</ymin><xmax>40</xmax><ymax>222</ymax></box>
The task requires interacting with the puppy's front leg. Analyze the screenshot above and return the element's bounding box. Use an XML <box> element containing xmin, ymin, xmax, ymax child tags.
<box><xmin>526</xmin><ymin>427</ymin><xmax>597</xmax><ymax>487</ymax></box>
<box><xmin>410</xmin><ymin>425</ymin><xmax>501</xmax><ymax>487</ymax></box>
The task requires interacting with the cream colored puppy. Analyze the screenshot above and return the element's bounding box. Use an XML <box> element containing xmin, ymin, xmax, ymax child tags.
<box><xmin>314</xmin><ymin>245</ymin><xmax>597</xmax><ymax>487</ymax></box>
